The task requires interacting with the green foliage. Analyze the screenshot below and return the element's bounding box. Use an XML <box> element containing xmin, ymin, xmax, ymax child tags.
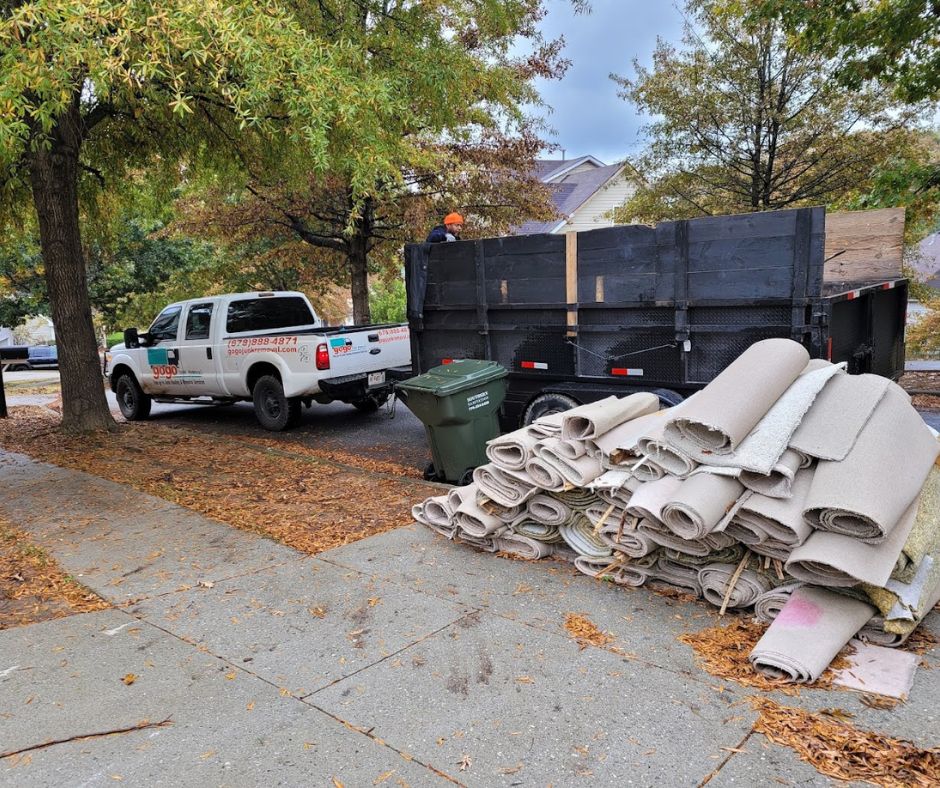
<box><xmin>614</xmin><ymin>0</ymin><xmax>929</xmax><ymax>224</ymax></box>
<box><xmin>368</xmin><ymin>276</ymin><xmax>406</xmax><ymax>324</ymax></box>
<box><xmin>749</xmin><ymin>0</ymin><xmax>940</xmax><ymax>103</ymax></box>
<box><xmin>0</xmin><ymin>238</ymin><xmax>45</xmax><ymax>327</ymax></box>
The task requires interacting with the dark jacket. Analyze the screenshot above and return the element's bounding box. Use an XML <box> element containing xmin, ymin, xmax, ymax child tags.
<box><xmin>426</xmin><ymin>224</ymin><xmax>449</xmax><ymax>243</ymax></box>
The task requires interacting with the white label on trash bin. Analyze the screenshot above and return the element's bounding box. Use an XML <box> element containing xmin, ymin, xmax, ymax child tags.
<box><xmin>467</xmin><ymin>392</ymin><xmax>490</xmax><ymax>411</ymax></box>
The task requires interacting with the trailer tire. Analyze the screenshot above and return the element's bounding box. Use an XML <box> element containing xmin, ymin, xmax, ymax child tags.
<box><xmin>253</xmin><ymin>375</ymin><xmax>302</xmax><ymax>431</ymax></box>
<box><xmin>522</xmin><ymin>392</ymin><xmax>580</xmax><ymax>426</ymax></box>
<box><xmin>115</xmin><ymin>372</ymin><xmax>151</xmax><ymax>421</ymax></box>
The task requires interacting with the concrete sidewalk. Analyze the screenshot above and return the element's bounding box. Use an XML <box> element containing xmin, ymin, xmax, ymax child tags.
<box><xmin>1</xmin><ymin>451</ymin><xmax>937</xmax><ymax>786</ymax></box>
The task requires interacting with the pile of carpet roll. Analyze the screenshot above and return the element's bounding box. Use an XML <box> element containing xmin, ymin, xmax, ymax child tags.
<box><xmin>412</xmin><ymin>338</ymin><xmax>940</xmax><ymax>684</ymax></box>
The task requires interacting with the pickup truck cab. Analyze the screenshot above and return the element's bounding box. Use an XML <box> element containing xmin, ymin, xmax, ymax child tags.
<box><xmin>105</xmin><ymin>291</ymin><xmax>411</xmax><ymax>430</ymax></box>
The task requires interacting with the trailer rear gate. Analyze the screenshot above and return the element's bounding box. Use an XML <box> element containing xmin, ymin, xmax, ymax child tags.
<box><xmin>405</xmin><ymin>207</ymin><xmax>907</xmax><ymax>429</ymax></box>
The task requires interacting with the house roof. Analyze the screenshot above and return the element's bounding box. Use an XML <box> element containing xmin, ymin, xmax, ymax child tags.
<box><xmin>533</xmin><ymin>155</ymin><xmax>606</xmax><ymax>183</ymax></box>
<box><xmin>516</xmin><ymin>162</ymin><xmax>627</xmax><ymax>235</ymax></box>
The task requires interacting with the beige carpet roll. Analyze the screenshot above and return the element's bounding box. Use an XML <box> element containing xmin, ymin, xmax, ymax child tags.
<box><xmin>455</xmin><ymin>531</ymin><xmax>500</xmax><ymax>552</ymax></box>
<box><xmin>786</xmin><ymin>499</ymin><xmax>919</xmax><ymax>587</ymax></box>
<box><xmin>509</xmin><ymin>518</ymin><xmax>562</xmax><ymax>543</ymax></box>
<box><xmin>637</xmin><ymin>519</ymin><xmax>714</xmax><ymax>558</ymax></box>
<box><xmin>473</xmin><ymin>463</ymin><xmax>539</xmax><ymax>508</ymax></box>
<box><xmin>636</xmin><ymin>413</ymin><xmax>698</xmax><ymax>477</ymax></box>
<box><xmin>626</xmin><ymin>475</ymin><xmax>683</xmax><ymax>523</ymax></box>
<box><xmin>550</xmin><ymin>542</ymin><xmax>580</xmax><ymax>563</ymax></box>
<box><xmin>630</xmin><ymin>457</ymin><xmax>667</xmax><ymax>482</ymax></box>
<box><xmin>455</xmin><ymin>493</ymin><xmax>506</xmax><ymax>538</ymax></box>
<box><xmin>664</xmin><ymin>338</ymin><xmax>809</xmax><ymax>456</ymax></box>
<box><xmin>548</xmin><ymin>488</ymin><xmax>600</xmax><ymax>511</ymax></box>
<box><xmin>614</xmin><ymin>552</ymin><xmax>660</xmax><ymax>587</ymax></box>
<box><xmin>414</xmin><ymin>498</ymin><xmax>458</xmax><ymax>539</ymax></box>
<box><xmin>789</xmin><ymin>373</ymin><xmax>891</xmax><ymax>461</ymax></box>
<box><xmin>535</xmin><ymin>439</ymin><xmax>604</xmax><ymax>487</ymax></box>
<box><xmin>590</xmin><ymin>470</ymin><xmax>640</xmax><ymax>508</ymax></box>
<box><xmin>749</xmin><ymin>586</ymin><xmax>876</xmax><ymax>683</ymax></box>
<box><xmin>753</xmin><ymin>582</ymin><xmax>803</xmax><ymax>624</ymax></box>
<box><xmin>585</xmin><ymin>501</ymin><xmax>624</xmax><ymax>529</ymax></box>
<box><xmin>729</xmin><ymin>469</ymin><xmax>815</xmax><ymax>547</ymax></box>
<box><xmin>524</xmin><ymin>455</ymin><xmax>567</xmax><ymax>491</ymax></box>
<box><xmin>559</xmin><ymin>516</ymin><xmax>613</xmax><ymax>559</ymax></box>
<box><xmin>486</xmin><ymin>428</ymin><xmax>541</xmax><ymax>472</ymax></box>
<box><xmin>740</xmin><ymin>449</ymin><xmax>809</xmax><ymax>499</ymax></box>
<box><xmin>447</xmin><ymin>483</ymin><xmax>478</xmax><ymax>512</ymax></box>
<box><xmin>561</xmin><ymin>393</ymin><xmax>660</xmax><ymax>441</ymax></box>
<box><xmin>652</xmin><ymin>554</ymin><xmax>703</xmax><ymax>597</ymax></box>
<box><xmin>493</xmin><ymin>533</ymin><xmax>554</xmax><ymax>560</ymax></box>
<box><xmin>526</xmin><ymin>493</ymin><xmax>571</xmax><ymax>526</ymax></box>
<box><xmin>424</xmin><ymin>495</ymin><xmax>456</xmax><ymax>527</ymax></box>
<box><xmin>600</xmin><ymin>522</ymin><xmax>657</xmax><ymax>558</ymax></box>
<box><xmin>803</xmin><ymin>384</ymin><xmax>939</xmax><ymax>543</ymax></box>
<box><xmin>699</xmin><ymin>562</ymin><xmax>774</xmax><ymax>609</ymax></box>
<box><xmin>661</xmin><ymin>474</ymin><xmax>745</xmax><ymax>541</ymax></box>
<box><xmin>590</xmin><ymin>411</ymin><xmax>661</xmax><ymax>466</ymax></box>
<box><xmin>856</xmin><ymin>616</ymin><xmax>908</xmax><ymax>648</ymax></box>
<box><xmin>525</xmin><ymin>411</ymin><xmax>565</xmax><ymax>440</ymax></box>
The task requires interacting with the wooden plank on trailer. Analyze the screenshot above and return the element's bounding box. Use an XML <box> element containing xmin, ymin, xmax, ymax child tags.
<box><xmin>824</xmin><ymin>208</ymin><xmax>905</xmax><ymax>283</ymax></box>
<box><xmin>566</xmin><ymin>232</ymin><xmax>578</xmax><ymax>336</ymax></box>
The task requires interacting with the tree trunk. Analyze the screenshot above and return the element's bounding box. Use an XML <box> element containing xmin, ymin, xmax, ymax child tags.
<box><xmin>348</xmin><ymin>196</ymin><xmax>373</xmax><ymax>325</ymax></box>
<box><xmin>28</xmin><ymin>92</ymin><xmax>114</xmax><ymax>432</ymax></box>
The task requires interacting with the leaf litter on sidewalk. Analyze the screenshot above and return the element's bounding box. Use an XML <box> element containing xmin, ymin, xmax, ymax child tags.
<box><xmin>0</xmin><ymin>408</ymin><xmax>437</xmax><ymax>556</ymax></box>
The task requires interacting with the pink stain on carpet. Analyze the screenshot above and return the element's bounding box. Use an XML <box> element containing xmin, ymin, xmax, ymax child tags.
<box><xmin>775</xmin><ymin>594</ymin><xmax>823</xmax><ymax>628</ymax></box>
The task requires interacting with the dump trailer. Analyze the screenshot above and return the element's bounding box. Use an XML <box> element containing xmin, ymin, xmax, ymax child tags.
<box><xmin>404</xmin><ymin>206</ymin><xmax>908</xmax><ymax>429</ymax></box>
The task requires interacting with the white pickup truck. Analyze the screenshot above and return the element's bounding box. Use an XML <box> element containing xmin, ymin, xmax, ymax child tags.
<box><xmin>105</xmin><ymin>291</ymin><xmax>411</xmax><ymax>430</ymax></box>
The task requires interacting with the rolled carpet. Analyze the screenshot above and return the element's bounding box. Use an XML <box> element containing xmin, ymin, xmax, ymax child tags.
<box><xmin>661</xmin><ymin>544</ymin><xmax>745</xmax><ymax>567</ymax></box>
<box><xmin>788</xmin><ymin>497</ymin><xmax>920</xmax><ymax>587</ymax></box>
<box><xmin>414</xmin><ymin>500</ymin><xmax>458</xmax><ymax>539</ymax></box>
<box><xmin>550</xmin><ymin>542</ymin><xmax>580</xmax><ymax>563</ymax></box>
<box><xmin>626</xmin><ymin>475</ymin><xmax>684</xmax><ymax>523</ymax></box>
<box><xmin>549</xmin><ymin>488</ymin><xmax>601</xmax><ymax>512</ymax></box>
<box><xmin>636</xmin><ymin>412</ymin><xmax>698</xmax><ymax>477</ymax></box>
<box><xmin>535</xmin><ymin>439</ymin><xmax>605</xmax><ymax>487</ymax></box>
<box><xmin>731</xmin><ymin>469</ymin><xmax>815</xmax><ymax>547</ymax></box>
<box><xmin>613</xmin><ymin>552</ymin><xmax>661</xmax><ymax>587</ymax></box>
<box><xmin>525</xmin><ymin>455</ymin><xmax>567</xmax><ymax>492</ymax></box>
<box><xmin>893</xmin><ymin>465</ymin><xmax>940</xmax><ymax>583</ymax></box>
<box><xmin>559</xmin><ymin>515</ymin><xmax>614</xmax><ymax>559</ymax></box>
<box><xmin>753</xmin><ymin>582</ymin><xmax>803</xmax><ymax>624</ymax></box>
<box><xmin>600</xmin><ymin>522</ymin><xmax>657</xmax><ymax>558</ymax></box>
<box><xmin>803</xmin><ymin>383</ymin><xmax>939</xmax><ymax>543</ymax></box>
<box><xmin>653</xmin><ymin>554</ymin><xmax>704</xmax><ymax>597</ymax></box>
<box><xmin>789</xmin><ymin>372</ymin><xmax>891</xmax><ymax>461</ymax></box>
<box><xmin>526</xmin><ymin>494</ymin><xmax>571</xmax><ymax>526</ymax></box>
<box><xmin>630</xmin><ymin>457</ymin><xmax>667</xmax><ymax>482</ymax></box>
<box><xmin>486</xmin><ymin>428</ymin><xmax>541</xmax><ymax>472</ymax></box>
<box><xmin>455</xmin><ymin>531</ymin><xmax>501</xmax><ymax>552</ymax></box>
<box><xmin>740</xmin><ymin>449</ymin><xmax>809</xmax><ymax>499</ymax></box>
<box><xmin>590</xmin><ymin>410</ymin><xmax>661</xmax><ymax>466</ymax></box>
<box><xmin>525</xmin><ymin>411</ymin><xmax>565</xmax><ymax>440</ymax></box>
<box><xmin>637</xmin><ymin>519</ymin><xmax>713</xmax><ymax>558</ymax></box>
<box><xmin>585</xmin><ymin>501</ymin><xmax>624</xmax><ymax>530</ymax></box>
<box><xmin>590</xmin><ymin>470</ymin><xmax>640</xmax><ymax>508</ymax></box>
<box><xmin>493</xmin><ymin>532</ymin><xmax>554</xmax><ymax>560</ymax></box>
<box><xmin>447</xmin><ymin>483</ymin><xmax>478</xmax><ymax>512</ymax></box>
<box><xmin>856</xmin><ymin>616</ymin><xmax>908</xmax><ymax>648</ymax></box>
<box><xmin>561</xmin><ymin>392</ymin><xmax>660</xmax><ymax>441</ymax></box>
<box><xmin>664</xmin><ymin>338</ymin><xmax>809</xmax><ymax>456</ymax></box>
<box><xmin>473</xmin><ymin>463</ymin><xmax>539</xmax><ymax>508</ymax></box>
<box><xmin>661</xmin><ymin>473</ymin><xmax>745</xmax><ymax>541</ymax></box>
<box><xmin>699</xmin><ymin>562</ymin><xmax>774</xmax><ymax>609</ymax></box>
<box><xmin>455</xmin><ymin>494</ymin><xmax>506</xmax><ymax>538</ymax></box>
<box><xmin>862</xmin><ymin>565</ymin><xmax>940</xmax><ymax>636</ymax></box>
<box><xmin>671</xmin><ymin>361</ymin><xmax>842</xmax><ymax>475</ymax></box>
<box><xmin>509</xmin><ymin>518</ymin><xmax>562</xmax><ymax>544</ymax></box>
<box><xmin>749</xmin><ymin>585</ymin><xmax>876</xmax><ymax>683</ymax></box>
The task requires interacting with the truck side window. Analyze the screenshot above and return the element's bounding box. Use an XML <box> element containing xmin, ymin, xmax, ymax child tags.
<box><xmin>226</xmin><ymin>297</ymin><xmax>316</xmax><ymax>333</ymax></box>
<box><xmin>185</xmin><ymin>303</ymin><xmax>214</xmax><ymax>340</ymax></box>
<box><xmin>148</xmin><ymin>305</ymin><xmax>182</xmax><ymax>343</ymax></box>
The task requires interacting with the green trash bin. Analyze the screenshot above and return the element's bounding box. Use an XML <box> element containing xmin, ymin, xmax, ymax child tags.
<box><xmin>397</xmin><ymin>360</ymin><xmax>508</xmax><ymax>484</ymax></box>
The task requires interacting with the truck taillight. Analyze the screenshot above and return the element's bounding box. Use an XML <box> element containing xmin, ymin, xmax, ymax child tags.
<box><xmin>315</xmin><ymin>343</ymin><xmax>330</xmax><ymax>370</ymax></box>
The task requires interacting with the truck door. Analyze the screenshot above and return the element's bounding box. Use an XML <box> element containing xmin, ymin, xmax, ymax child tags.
<box><xmin>140</xmin><ymin>304</ymin><xmax>182</xmax><ymax>395</ymax></box>
<box><xmin>175</xmin><ymin>301</ymin><xmax>221</xmax><ymax>395</ymax></box>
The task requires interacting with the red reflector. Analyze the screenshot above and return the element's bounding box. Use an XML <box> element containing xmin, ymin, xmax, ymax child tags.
<box><xmin>315</xmin><ymin>343</ymin><xmax>330</xmax><ymax>370</ymax></box>
<box><xmin>611</xmin><ymin>368</ymin><xmax>643</xmax><ymax>377</ymax></box>
<box><xmin>826</xmin><ymin>337</ymin><xmax>833</xmax><ymax>361</ymax></box>
<box><xmin>521</xmin><ymin>361</ymin><xmax>548</xmax><ymax>370</ymax></box>
<box><xmin>442</xmin><ymin>358</ymin><xmax>454</xmax><ymax>365</ymax></box>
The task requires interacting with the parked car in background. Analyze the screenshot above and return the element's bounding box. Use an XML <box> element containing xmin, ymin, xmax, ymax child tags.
<box><xmin>6</xmin><ymin>345</ymin><xmax>58</xmax><ymax>371</ymax></box>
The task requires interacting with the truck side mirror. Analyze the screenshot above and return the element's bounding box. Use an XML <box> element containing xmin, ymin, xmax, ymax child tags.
<box><xmin>124</xmin><ymin>327</ymin><xmax>140</xmax><ymax>349</ymax></box>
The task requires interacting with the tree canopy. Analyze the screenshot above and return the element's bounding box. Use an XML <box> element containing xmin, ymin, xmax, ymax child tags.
<box><xmin>613</xmin><ymin>0</ymin><xmax>931</xmax><ymax>224</ymax></box>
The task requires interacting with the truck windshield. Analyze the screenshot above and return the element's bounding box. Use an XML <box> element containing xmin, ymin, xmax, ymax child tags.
<box><xmin>149</xmin><ymin>305</ymin><xmax>182</xmax><ymax>342</ymax></box>
<box><xmin>225</xmin><ymin>297</ymin><xmax>315</xmax><ymax>334</ymax></box>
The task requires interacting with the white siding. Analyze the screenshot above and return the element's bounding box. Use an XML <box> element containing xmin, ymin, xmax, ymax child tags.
<box><xmin>558</xmin><ymin>173</ymin><xmax>636</xmax><ymax>233</ymax></box>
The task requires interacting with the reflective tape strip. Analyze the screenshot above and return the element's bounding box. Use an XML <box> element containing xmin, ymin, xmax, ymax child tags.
<box><xmin>521</xmin><ymin>361</ymin><xmax>548</xmax><ymax>370</ymax></box>
<box><xmin>611</xmin><ymin>368</ymin><xmax>644</xmax><ymax>377</ymax></box>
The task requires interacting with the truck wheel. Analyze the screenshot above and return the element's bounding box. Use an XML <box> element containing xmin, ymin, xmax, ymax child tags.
<box><xmin>522</xmin><ymin>392</ymin><xmax>580</xmax><ymax>426</ymax></box>
<box><xmin>253</xmin><ymin>375</ymin><xmax>302</xmax><ymax>431</ymax></box>
<box><xmin>351</xmin><ymin>392</ymin><xmax>389</xmax><ymax>413</ymax></box>
<box><xmin>115</xmin><ymin>373</ymin><xmax>152</xmax><ymax>421</ymax></box>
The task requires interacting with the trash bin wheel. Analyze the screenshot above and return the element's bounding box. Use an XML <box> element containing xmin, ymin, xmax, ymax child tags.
<box><xmin>457</xmin><ymin>468</ymin><xmax>475</xmax><ymax>486</ymax></box>
<box><xmin>423</xmin><ymin>461</ymin><xmax>443</xmax><ymax>482</ymax></box>
<box><xmin>522</xmin><ymin>392</ymin><xmax>580</xmax><ymax>426</ymax></box>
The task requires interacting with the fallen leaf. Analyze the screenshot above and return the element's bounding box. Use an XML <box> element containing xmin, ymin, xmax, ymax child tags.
<box><xmin>498</xmin><ymin>763</ymin><xmax>523</xmax><ymax>775</ymax></box>
<box><xmin>458</xmin><ymin>754</ymin><xmax>472</xmax><ymax>771</ymax></box>
<box><xmin>246</xmin><ymin>701</ymin><xmax>255</xmax><ymax>711</ymax></box>
<box><xmin>367</xmin><ymin>597</ymin><xmax>381</xmax><ymax>607</ymax></box>
<box><xmin>225</xmin><ymin>670</ymin><xmax>237</xmax><ymax>680</ymax></box>
<box><xmin>332</xmin><ymin>778</ymin><xmax>344</xmax><ymax>788</ymax></box>
<box><xmin>121</xmin><ymin>673</ymin><xmax>136</xmax><ymax>685</ymax></box>
<box><xmin>197</xmin><ymin>580</ymin><xmax>214</xmax><ymax>589</ymax></box>
<box><xmin>515</xmin><ymin>675</ymin><xmax>535</xmax><ymax>684</ymax></box>
<box><xmin>373</xmin><ymin>771</ymin><xmax>395</xmax><ymax>784</ymax></box>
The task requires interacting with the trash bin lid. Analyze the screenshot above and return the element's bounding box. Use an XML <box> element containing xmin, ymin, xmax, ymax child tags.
<box><xmin>397</xmin><ymin>359</ymin><xmax>508</xmax><ymax>396</ymax></box>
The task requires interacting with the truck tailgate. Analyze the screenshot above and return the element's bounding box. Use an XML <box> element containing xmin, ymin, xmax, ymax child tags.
<box><xmin>324</xmin><ymin>325</ymin><xmax>411</xmax><ymax>377</ymax></box>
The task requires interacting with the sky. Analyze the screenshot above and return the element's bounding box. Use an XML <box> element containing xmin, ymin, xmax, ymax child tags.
<box><xmin>530</xmin><ymin>0</ymin><xmax>687</xmax><ymax>165</ymax></box>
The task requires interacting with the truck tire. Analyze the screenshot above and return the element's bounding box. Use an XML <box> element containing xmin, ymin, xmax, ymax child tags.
<box><xmin>253</xmin><ymin>375</ymin><xmax>302</xmax><ymax>431</ymax></box>
<box><xmin>522</xmin><ymin>392</ymin><xmax>580</xmax><ymax>426</ymax></box>
<box><xmin>115</xmin><ymin>372</ymin><xmax>152</xmax><ymax>421</ymax></box>
<box><xmin>351</xmin><ymin>392</ymin><xmax>389</xmax><ymax>413</ymax></box>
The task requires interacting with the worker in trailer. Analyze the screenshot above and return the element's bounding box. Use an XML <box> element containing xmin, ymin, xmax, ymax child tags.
<box><xmin>426</xmin><ymin>212</ymin><xmax>464</xmax><ymax>243</ymax></box>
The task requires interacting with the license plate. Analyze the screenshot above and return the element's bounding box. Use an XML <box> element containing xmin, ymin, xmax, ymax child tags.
<box><xmin>368</xmin><ymin>371</ymin><xmax>385</xmax><ymax>387</ymax></box>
